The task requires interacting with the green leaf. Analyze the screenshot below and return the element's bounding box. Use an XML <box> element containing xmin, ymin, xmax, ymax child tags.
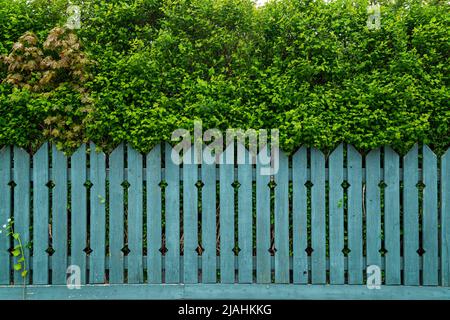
<box><xmin>12</xmin><ymin>248</ymin><xmax>20</xmax><ymax>257</ymax></box>
<box><xmin>13</xmin><ymin>233</ymin><xmax>20</xmax><ymax>240</ymax></box>
<box><xmin>21</xmin><ymin>270</ymin><xmax>28</xmax><ymax>278</ymax></box>
<box><xmin>14</xmin><ymin>263</ymin><xmax>22</xmax><ymax>271</ymax></box>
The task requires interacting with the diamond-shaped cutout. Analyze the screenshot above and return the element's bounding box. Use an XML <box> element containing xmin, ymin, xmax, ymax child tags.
<box><xmin>268</xmin><ymin>180</ymin><xmax>277</xmax><ymax>189</ymax></box>
<box><xmin>378</xmin><ymin>181</ymin><xmax>387</xmax><ymax>189</ymax></box>
<box><xmin>46</xmin><ymin>181</ymin><xmax>55</xmax><ymax>189</ymax></box>
<box><xmin>195</xmin><ymin>180</ymin><xmax>205</xmax><ymax>189</ymax></box>
<box><xmin>342</xmin><ymin>247</ymin><xmax>351</xmax><ymax>256</ymax></box>
<box><xmin>196</xmin><ymin>245</ymin><xmax>204</xmax><ymax>255</ymax></box>
<box><xmin>233</xmin><ymin>246</ymin><xmax>241</xmax><ymax>255</ymax></box>
<box><xmin>304</xmin><ymin>181</ymin><xmax>314</xmax><ymax>188</ymax></box>
<box><xmin>416</xmin><ymin>181</ymin><xmax>426</xmax><ymax>190</ymax></box>
<box><xmin>159</xmin><ymin>246</ymin><xmax>168</xmax><ymax>255</ymax></box>
<box><xmin>158</xmin><ymin>180</ymin><xmax>168</xmax><ymax>189</ymax></box>
<box><xmin>121</xmin><ymin>181</ymin><xmax>130</xmax><ymax>189</ymax></box>
<box><xmin>84</xmin><ymin>180</ymin><xmax>93</xmax><ymax>189</ymax></box>
<box><xmin>305</xmin><ymin>247</ymin><xmax>314</xmax><ymax>255</ymax></box>
<box><xmin>8</xmin><ymin>181</ymin><xmax>17</xmax><ymax>188</ymax></box>
<box><xmin>46</xmin><ymin>247</ymin><xmax>55</xmax><ymax>256</ymax></box>
<box><xmin>231</xmin><ymin>181</ymin><xmax>241</xmax><ymax>189</ymax></box>
<box><xmin>341</xmin><ymin>181</ymin><xmax>351</xmax><ymax>189</ymax></box>
<box><xmin>268</xmin><ymin>246</ymin><xmax>277</xmax><ymax>255</ymax></box>
<box><xmin>379</xmin><ymin>247</ymin><xmax>388</xmax><ymax>255</ymax></box>
<box><xmin>83</xmin><ymin>247</ymin><xmax>93</xmax><ymax>255</ymax></box>
<box><xmin>417</xmin><ymin>247</ymin><xmax>426</xmax><ymax>256</ymax></box>
<box><xmin>121</xmin><ymin>245</ymin><xmax>130</xmax><ymax>255</ymax></box>
<box><xmin>7</xmin><ymin>247</ymin><xmax>14</xmax><ymax>256</ymax></box>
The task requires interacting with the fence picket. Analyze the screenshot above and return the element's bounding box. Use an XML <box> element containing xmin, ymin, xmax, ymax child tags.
<box><xmin>109</xmin><ymin>144</ymin><xmax>124</xmax><ymax>284</ymax></box>
<box><xmin>442</xmin><ymin>150</ymin><xmax>450</xmax><ymax>286</ymax></box>
<box><xmin>384</xmin><ymin>147</ymin><xmax>401</xmax><ymax>284</ymax></box>
<box><xmin>147</xmin><ymin>144</ymin><xmax>162</xmax><ymax>283</ymax></box>
<box><xmin>292</xmin><ymin>147</ymin><xmax>308</xmax><ymax>284</ymax></box>
<box><xmin>1</xmin><ymin>141</ymin><xmax>450</xmax><ymax>295</ymax></box>
<box><xmin>89</xmin><ymin>143</ymin><xmax>106</xmax><ymax>283</ymax></box>
<box><xmin>32</xmin><ymin>143</ymin><xmax>49</xmax><ymax>284</ymax></box>
<box><xmin>403</xmin><ymin>144</ymin><xmax>419</xmax><ymax>285</ymax></box>
<box><xmin>237</xmin><ymin>143</ymin><xmax>252</xmax><ymax>283</ymax></box>
<box><xmin>165</xmin><ymin>143</ymin><xmax>180</xmax><ymax>283</ymax></box>
<box><xmin>328</xmin><ymin>144</ymin><xmax>344</xmax><ymax>284</ymax></box>
<box><xmin>422</xmin><ymin>145</ymin><xmax>438</xmax><ymax>285</ymax></box>
<box><xmin>365</xmin><ymin>149</ymin><xmax>381</xmax><ymax>270</ymax></box>
<box><xmin>274</xmin><ymin>151</ymin><xmax>289</xmax><ymax>283</ymax></box>
<box><xmin>220</xmin><ymin>143</ymin><xmax>235</xmax><ymax>283</ymax></box>
<box><xmin>71</xmin><ymin>145</ymin><xmax>87</xmax><ymax>284</ymax></box>
<box><xmin>311</xmin><ymin>148</ymin><xmax>326</xmax><ymax>284</ymax></box>
<box><xmin>201</xmin><ymin>146</ymin><xmax>216</xmax><ymax>284</ymax></box>
<box><xmin>127</xmin><ymin>145</ymin><xmax>144</xmax><ymax>283</ymax></box>
<box><xmin>183</xmin><ymin>146</ymin><xmax>198</xmax><ymax>283</ymax></box>
<box><xmin>51</xmin><ymin>145</ymin><xmax>68</xmax><ymax>285</ymax></box>
<box><xmin>347</xmin><ymin>145</ymin><xmax>363</xmax><ymax>284</ymax></box>
<box><xmin>0</xmin><ymin>147</ymin><xmax>11</xmax><ymax>284</ymax></box>
<box><xmin>13</xmin><ymin>147</ymin><xmax>30</xmax><ymax>285</ymax></box>
<box><xmin>256</xmin><ymin>145</ymin><xmax>271</xmax><ymax>283</ymax></box>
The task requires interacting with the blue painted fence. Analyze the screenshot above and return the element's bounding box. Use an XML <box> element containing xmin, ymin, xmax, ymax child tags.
<box><xmin>0</xmin><ymin>142</ymin><xmax>449</xmax><ymax>299</ymax></box>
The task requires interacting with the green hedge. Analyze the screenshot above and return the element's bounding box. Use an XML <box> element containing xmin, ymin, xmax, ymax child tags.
<box><xmin>0</xmin><ymin>0</ymin><xmax>449</xmax><ymax>154</ymax></box>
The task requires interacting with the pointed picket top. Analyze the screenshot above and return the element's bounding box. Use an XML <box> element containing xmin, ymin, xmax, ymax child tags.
<box><xmin>0</xmin><ymin>145</ymin><xmax>9</xmax><ymax>156</ymax></box>
<box><xmin>384</xmin><ymin>145</ymin><xmax>399</xmax><ymax>158</ymax></box>
<box><xmin>404</xmin><ymin>143</ymin><xmax>419</xmax><ymax>162</ymax></box>
<box><xmin>89</xmin><ymin>141</ymin><xmax>106</xmax><ymax>159</ymax></box>
<box><xmin>13</xmin><ymin>145</ymin><xmax>30</xmax><ymax>158</ymax></box>
<box><xmin>329</xmin><ymin>143</ymin><xmax>344</xmax><ymax>163</ymax></box>
<box><xmin>219</xmin><ymin>140</ymin><xmax>235</xmax><ymax>165</ymax></box>
<box><xmin>444</xmin><ymin>146</ymin><xmax>450</xmax><ymax>160</ymax></box>
<box><xmin>293</xmin><ymin>146</ymin><xmax>307</xmax><ymax>163</ymax></box>
<box><xmin>236</xmin><ymin>141</ymin><xmax>256</xmax><ymax>165</ymax></box>
<box><xmin>72</xmin><ymin>143</ymin><xmax>87</xmax><ymax>158</ymax></box>
<box><xmin>366</xmin><ymin>147</ymin><xmax>381</xmax><ymax>162</ymax></box>
<box><xmin>310</xmin><ymin>147</ymin><xmax>326</xmax><ymax>162</ymax></box>
<box><xmin>347</xmin><ymin>144</ymin><xmax>361</xmax><ymax>160</ymax></box>
<box><xmin>423</xmin><ymin>144</ymin><xmax>437</xmax><ymax>162</ymax></box>
<box><xmin>127</xmin><ymin>143</ymin><xmax>143</xmax><ymax>158</ymax></box>
<box><xmin>110</xmin><ymin>143</ymin><xmax>124</xmax><ymax>158</ymax></box>
<box><xmin>146</xmin><ymin>143</ymin><xmax>161</xmax><ymax>162</ymax></box>
<box><xmin>33</xmin><ymin>143</ymin><xmax>49</xmax><ymax>162</ymax></box>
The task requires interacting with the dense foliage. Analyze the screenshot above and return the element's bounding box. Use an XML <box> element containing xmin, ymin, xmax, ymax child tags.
<box><xmin>0</xmin><ymin>0</ymin><xmax>449</xmax><ymax>154</ymax></box>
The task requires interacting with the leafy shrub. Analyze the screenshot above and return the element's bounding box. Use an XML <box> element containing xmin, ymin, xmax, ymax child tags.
<box><xmin>0</xmin><ymin>0</ymin><xmax>449</xmax><ymax>155</ymax></box>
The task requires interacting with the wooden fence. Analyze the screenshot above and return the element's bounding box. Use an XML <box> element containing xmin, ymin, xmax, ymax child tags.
<box><xmin>0</xmin><ymin>142</ymin><xmax>449</xmax><ymax>299</ymax></box>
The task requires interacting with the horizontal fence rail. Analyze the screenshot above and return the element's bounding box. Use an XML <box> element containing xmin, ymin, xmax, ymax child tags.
<box><xmin>0</xmin><ymin>142</ymin><xmax>449</xmax><ymax>299</ymax></box>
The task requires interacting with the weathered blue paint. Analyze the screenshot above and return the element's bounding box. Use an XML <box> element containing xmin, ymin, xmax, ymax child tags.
<box><xmin>0</xmin><ymin>143</ymin><xmax>448</xmax><ymax>299</ymax></box>
<box><xmin>347</xmin><ymin>145</ymin><xmax>363</xmax><ymax>284</ymax></box>
<box><xmin>127</xmin><ymin>145</ymin><xmax>144</xmax><ymax>283</ymax></box>
<box><xmin>70</xmin><ymin>145</ymin><xmax>87</xmax><ymax>284</ymax></box>
<box><xmin>51</xmin><ymin>144</ymin><xmax>68</xmax><ymax>285</ymax></box>
<box><xmin>146</xmin><ymin>144</ymin><xmax>162</xmax><ymax>284</ymax></box>
<box><xmin>89</xmin><ymin>143</ymin><xmax>106</xmax><ymax>283</ymax></box>
<box><xmin>403</xmin><ymin>144</ymin><xmax>420</xmax><ymax>285</ymax></box>
<box><xmin>109</xmin><ymin>143</ymin><xmax>124</xmax><ymax>284</ymax></box>
<box><xmin>13</xmin><ymin>147</ymin><xmax>30</xmax><ymax>285</ymax></box>
<box><xmin>328</xmin><ymin>144</ymin><xmax>344</xmax><ymax>284</ymax></box>
<box><xmin>0</xmin><ymin>147</ymin><xmax>11</xmax><ymax>284</ymax></box>
<box><xmin>311</xmin><ymin>148</ymin><xmax>326</xmax><ymax>284</ymax></box>
<box><xmin>32</xmin><ymin>143</ymin><xmax>49</xmax><ymax>284</ymax></box>
<box><xmin>292</xmin><ymin>147</ymin><xmax>308</xmax><ymax>284</ymax></box>
<box><xmin>384</xmin><ymin>147</ymin><xmax>401</xmax><ymax>285</ymax></box>
<box><xmin>237</xmin><ymin>143</ymin><xmax>252</xmax><ymax>283</ymax></box>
